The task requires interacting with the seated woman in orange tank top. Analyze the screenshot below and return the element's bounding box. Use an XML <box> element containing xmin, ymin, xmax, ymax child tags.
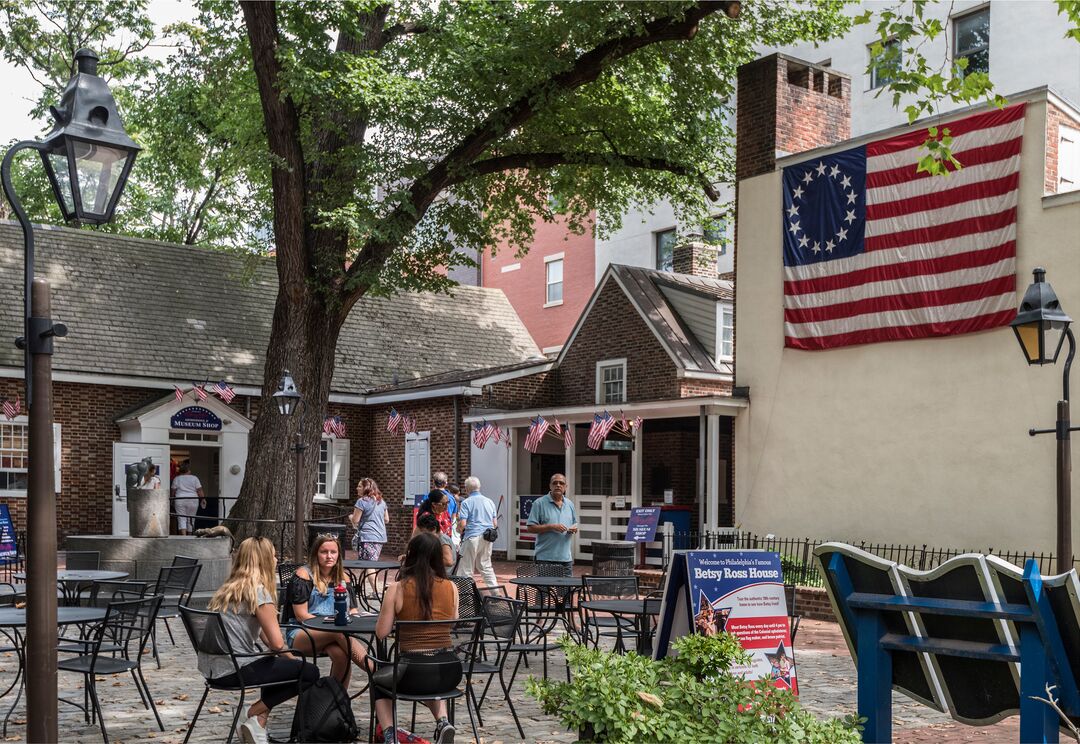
<box><xmin>374</xmin><ymin>532</ymin><xmax>460</xmax><ymax>744</ymax></box>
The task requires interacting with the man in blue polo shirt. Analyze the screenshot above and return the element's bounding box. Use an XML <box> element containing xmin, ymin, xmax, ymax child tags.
<box><xmin>526</xmin><ymin>473</ymin><xmax>578</xmax><ymax>575</ymax></box>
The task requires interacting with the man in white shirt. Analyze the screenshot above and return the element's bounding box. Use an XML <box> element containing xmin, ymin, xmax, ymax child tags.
<box><xmin>171</xmin><ymin>461</ymin><xmax>205</xmax><ymax>536</ymax></box>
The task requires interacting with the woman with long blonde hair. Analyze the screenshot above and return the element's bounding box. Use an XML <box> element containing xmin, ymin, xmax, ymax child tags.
<box><xmin>199</xmin><ymin>537</ymin><xmax>318</xmax><ymax>744</ymax></box>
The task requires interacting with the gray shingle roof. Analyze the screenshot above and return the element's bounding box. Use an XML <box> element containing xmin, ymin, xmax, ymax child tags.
<box><xmin>0</xmin><ymin>222</ymin><xmax>539</xmax><ymax>393</ymax></box>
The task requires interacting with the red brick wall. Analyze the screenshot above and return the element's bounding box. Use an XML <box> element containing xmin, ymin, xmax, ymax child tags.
<box><xmin>1045</xmin><ymin>102</ymin><xmax>1080</xmax><ymax>194</ymax></box>
<box><xmin>795</xmin><ymin>586</ymin><xmax>837</xmax><ymax>622</ymax></box>
<box><xmin>555</xmin><ymin>280</ymin><xmax>680</xmax><ymax>405</ymax></box>
<box><xmin>481</xmin><ymin>214</ymin><xmax>596</xmax><ymax>351</ymax></box>
<box><xmin>679</xmin><ymin>379</ymin><xmax>732</xmax><ymax>397</ymax></box>
<box><xmin>477</xmin><ymin>370</ymin><xmax>556</xmax><ymax>411</ymax></box>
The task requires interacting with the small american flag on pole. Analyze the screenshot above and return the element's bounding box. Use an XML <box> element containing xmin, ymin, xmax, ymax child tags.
<box><xmin>214</xmin><ymin>380</ymin><xmax>236</xmax><ymax>403</ymax></box>
<box><xmin>473</xmin><ymin>422</ymin><xmax>491</xmax><ymax>448</ymax></box>
<box><xmin>192</xmin><ymin>382</ymin><xmax>207</xmax><ymax>401</ymax></box>
<box><xmin>332</xmin><ymin>416</ymin><xmax>346</xmax><ymax>437</ymax></box>
<box><xmin>619</xmin><ymin>412</ymin><xmax>629</xmax><ymax>434</ymax></box>
<box><xmin>323</xmin><ymin>417</ymin><xmax>335</xmax><ymax>435</ymax></box>
<box><xmin>2</xmin><ymin>396</ymin><xmax>19</xmax><ymax>420</ymax></box>
<box><xmin>174</xmin><ymin>385</ymin><xmax>185</xmax><ymax>402</ymax></box>
<box><xmin>563</xmin><ymin>422</ymin><xmax>574</xmax><ymax>449</ymax></box>
<box><xmin>492</xmin><ymin>425</ymin><xmax>502</xmax><ymax>444</ymax></box>
<box><xmin>782</xmin><ymin>103</ymin><xmax>1025</xmax><ymax>350</ymax></box>
<box><xmin>632</xmin><ymin>416</ymin><xmax>643</xmax><ymax>433</ymax></box>
<box><xmin>587</xmin><ymin>412</ymin><xmax>616</xmax><ymax>450</ymax></box>
<box><xmin>524</xmin><ymin>416</ymin><xmax>549</xmax><ymax>453</ymax></box>
<box><xmin>387</xmin><ymin>408</ymin><xmax>401</xmax><ymax>433</ymax></box>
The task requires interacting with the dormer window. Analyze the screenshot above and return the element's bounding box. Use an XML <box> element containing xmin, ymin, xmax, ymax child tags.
<box><xmin>596</xmin><ymin>359</ymin><xmax>627</xmax><ymax>404</ymax></box>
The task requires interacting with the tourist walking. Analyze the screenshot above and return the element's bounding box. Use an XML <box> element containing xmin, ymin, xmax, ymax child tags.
<box><xmin>525</xmin><ymin>473</ymin><xmax>578</xmax><ymax>575</ymax></box>
<box><xmin>201</xmin><ymin>537</ymin><xmax>319</xmax><ymax>744</ymax></box>
<box><xmin>454</xmin><ymin>476</ymin><xmax>498</xmax><ymax>588</ymax></box>
<box><xmin>349</xmin><ymin>477</ymin><xmax>389</xmax><ymax>560</ymax></box>
<box><xmin>171</xmin><ymin>461</ymin><xmax>205</xmax><ymax>536</ymax></box>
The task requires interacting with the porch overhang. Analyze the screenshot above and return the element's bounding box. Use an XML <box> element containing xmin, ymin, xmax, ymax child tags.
<box><xmin>464</xmin><ymin>394</ymin><xmax>747</xmax><ymax>426</ymax></box>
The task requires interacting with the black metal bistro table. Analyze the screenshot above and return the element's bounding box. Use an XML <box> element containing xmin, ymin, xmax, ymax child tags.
<box><xmin>509</xmin><ymin>576</ymin><xmax>584</xmax><ymax>639</ymax></box>
<box><xmin>342</xmin><ymin>560</ymin><xmax>400</xmax><ymax>612</ymax></box>
<box><xmin>13</xmin><ymin>570</ymin><xmax>128</xmax><ymax>606</ymax></box>
<box><xmin>579</xmin><ymin>598</ymin><xmax>662</xmax><ymax>655</ymax></box>
<box><xmin>0</xmin><ymin>606</ymin><xmax>107</xmax><ymax>735</ymax></box>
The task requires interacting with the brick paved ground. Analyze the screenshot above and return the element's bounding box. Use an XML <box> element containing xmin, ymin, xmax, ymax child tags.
<box><xmin>0</xmin><ymin>562</ymin><xmax>1028</xmax><ymax>742</ymax></box>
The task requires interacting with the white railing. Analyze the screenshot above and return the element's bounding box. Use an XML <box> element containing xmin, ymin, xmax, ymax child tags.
<box><xmin>512</xmin><ymin>493</ymin><xmax>633</xmax><ymax>561</ymax></box>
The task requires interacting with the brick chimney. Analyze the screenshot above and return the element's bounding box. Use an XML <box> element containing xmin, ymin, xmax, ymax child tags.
<box><xmin>672</xmin><ymin>232</ymin><xmax>719</xmax><ymax>278</ymax></box>
<box><xmin>735</xmin><ymin>53</ymin><xmax>851</xmax><ymax>181</ymax></box>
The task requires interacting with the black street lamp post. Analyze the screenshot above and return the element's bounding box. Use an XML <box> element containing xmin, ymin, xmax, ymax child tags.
<box><xmin>1012</xmin><ymin>267</ymin><xmax>1076</xmax><ymax>574</ymax></box>
<box><xmin>272</xmin><ymin>370</ymin><xmax>306</xmax><ymax>559</ymax></box>
<box><xmin>0</xmin><ymin>49</ymin><xmax>139</xmax><ymax>742</ymax></box>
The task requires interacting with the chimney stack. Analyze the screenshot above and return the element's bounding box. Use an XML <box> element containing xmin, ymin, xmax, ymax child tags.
<box><xmin>735</xmin><ymin>54</ymin><xmax>851</xmax><ymax>182</ymax></box>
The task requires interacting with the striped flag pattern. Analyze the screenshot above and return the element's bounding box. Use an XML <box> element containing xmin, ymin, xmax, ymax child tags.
<box><xmin>214</xmin><ymin>380</ymin><xmax>236</xmax><ymax>403</ymax></box>
<box><xmin>563</xmin><ymin>422</ymin><xmax>574</xmax><ymax>449</ymax></box>
<box><xmin>192</xmin><ymin>382</ymin><xmax>208</xmax><ymax>401</ymax></box>
<box><xmin>174</xmin><ymin>385</ymin><xmax>185</xmax><ymax>402</ymax></box>
<box><xmin>2</xmin><ymin>397</ymin><xmax>19</xmax><ymax>420</ymax></box>
<box><xmin>587</xmin><ymin>412</ymin><xmax>616</xmax><ymax>450</ymax></box>
<box><xmin>524</xmin><ymin>416</ymin><xmax>549</xmax><ymax>453</ymax></box>
<box><xmin>473</xmin><ymin>421</ymin><xmax>492</xmax><ymax>448</ymax></box>
<box><xmin>781</xmin><ymin>103</ymin><xmax>1025</xmax><ymax>350</ymax></box>
<box><xmin>332</xmin><ymin>416</ymin><xmax>346</xmax><ymax>437</ymax></box>
<box><xmin>387</xmin><ymin>408</ymin><xmax>401</xmax><ymax>433</ymax></box>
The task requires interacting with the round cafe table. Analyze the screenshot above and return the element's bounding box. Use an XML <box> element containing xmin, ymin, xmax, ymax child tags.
<box><xmin>342</xmin><ymin>560</ymin><xmax>399</xmax><ymax>611</ymax></box>
<box><xmin>0</xmin><ymin>607</ymin><xmax>107</xmax><ymax>735</ymax></box>
<box><xmin>13</xmin><ymin>570</ymin><xmax>129</xmax><ymax>606</ymax></box>
<box><xmin>509</xmin><ymin>576</ymin><xmax>584</xmax><ymax>639</ymax></box>
<box><xmin>579</xmin><ymin>598</ymin><xmax>662</xmax><ymax>655</ymax></box>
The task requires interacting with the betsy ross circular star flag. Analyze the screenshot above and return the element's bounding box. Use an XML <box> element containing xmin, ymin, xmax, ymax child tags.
<box><xmin>781</xmin><ymin>103</ymin><xmax>1025</xmax><ymax>350</ymax></box>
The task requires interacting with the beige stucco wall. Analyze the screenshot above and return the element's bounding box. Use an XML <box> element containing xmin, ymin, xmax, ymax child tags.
<box><xmin>734</xmin><ymin>96</ymin><xmax>1080</xmax><ymax>552</ymax></box>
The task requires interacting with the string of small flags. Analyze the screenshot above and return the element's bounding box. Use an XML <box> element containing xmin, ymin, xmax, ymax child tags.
<box><xmin>174</xmin><ymin>379</ymin><xmax>237</xmax><ymax>403</ymax></box>
<box><xmin>385</xmin><ymin>407</ymin><xmax>418</xmax><ymax>436</ymax></box>
<box><xmin>471</xmin><ymin>421</ymin><xmax>512</xmax><ymax>449</ymax></box>
<box><xmin>322</xmin><ymin>415</ymin><xmax>347</xmax><ymax>437</ymax></box>
<box><xmin>1</xmin><ymin>396</ymin><xmax>21</xmax><ymax>420</ymax></box>
<box><xmin>511</xmin><ymin>411</ymin><xmax>644</xmax><ymax>453</ymax></box>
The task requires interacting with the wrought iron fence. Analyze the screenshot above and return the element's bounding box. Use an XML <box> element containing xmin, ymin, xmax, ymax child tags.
<box><xmin>659</xmin><ymin>529</ymin><xmax>1073</xmax><ymax>587</ymax></box>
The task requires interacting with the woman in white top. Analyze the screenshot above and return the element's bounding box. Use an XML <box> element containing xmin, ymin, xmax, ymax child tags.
<box><xmin>200</xmin><ymin>537</ymin><xmax>319</xmax><ymax>744</ymax></box>
<box><xmin>171</xmin><ymin>461</ymin><xmax>205</xmax><ymax>536</ymax></box>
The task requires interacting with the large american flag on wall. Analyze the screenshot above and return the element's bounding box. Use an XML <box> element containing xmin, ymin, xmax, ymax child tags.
<box><xmin>781</xmin><ymin>103</ymin><xmax>1025</xmax><ymax>350</ymax></box>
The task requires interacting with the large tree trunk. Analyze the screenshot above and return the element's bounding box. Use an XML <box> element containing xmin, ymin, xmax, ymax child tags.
<box><xmin>227</xmin><ymin>283</ymin><xmax>344</xmax><ymax>559</ymax></box>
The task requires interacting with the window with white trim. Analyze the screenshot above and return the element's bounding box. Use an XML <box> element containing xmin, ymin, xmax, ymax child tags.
<box><xmin>869</xmin><ymin>37</ymin><xmax>901</xmax><ymax>89</ymax></box>
<box><xmin>1060</xmin><ymin>125</ymin><xmax>1080</xmax><ymax>192</ymax></box>
<box><xmin>0</xmin><ymin>419</ymin><xmax>61</xmax><ymax>496</ymax></box>
<box><xmin>596</xmin><ymin>359</ymin><xmax>627</xmax><ymax>404</ymax></box>
<box><xmin>718</xmin><ymin>303</ymin><xmax>734</xmax><ymax>361</ymax></box>
<box><xmin>953</xmin><ymin>7</ymin><xmax>989</xmax><ymax>77</ymax></box>
<box><xmin>315</xmin><ymin>436</ymin><xmax>351</xmax><ymax>501</ymax></box>
<box><xmin>545</xmin><ymin>257</ymin><xmax>564</xmax><ymax>305</ymax></box>
<box><xmin>655</xmin><ymin>228</ymin><xmax>676</xmax><ymax>272</ymax></box>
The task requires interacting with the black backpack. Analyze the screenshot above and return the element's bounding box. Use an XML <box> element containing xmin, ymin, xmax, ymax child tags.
<box><xmin>290</xmin><ymin>676</ymin><xmax>358</xmax><ymax>743</ymax></box>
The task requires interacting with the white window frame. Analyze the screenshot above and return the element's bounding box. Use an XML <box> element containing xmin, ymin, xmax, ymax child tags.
<box><xmin>595</xmin><ymin>358</ymin><xmax>627</xmax><ymax>405</ymax></box>
<box><xmin>717</xmin><ymin>303</ymin><xmax>734</xmax><ymax>362</ymax></box>
<box><xmin>868</xmin><ymin>37</ymin><xmax>901</xmax><ymax>90</ymax></box>
<box><xmin>0</xmin><ymin>418</ymin><xmax>61</xmax><ymax>497</ymax></box>
<box><xmin>544</xmin><ymin>254</ymin><xmax>564</xmax><ymax>307</ymax></box>
<box><xmin>1060</xmin><ymin>124</ymin><xmax>1080</xmax><ymax>192</ymax></box>
<box><xmin>952</xmin><ymin>6</ymin><xmax>990</xmax><ymax>77</ymax></box>
<box><xmin>314</xmin><ymin>435</ymin><xmax>351</xmax><ymax>502</ymax></box>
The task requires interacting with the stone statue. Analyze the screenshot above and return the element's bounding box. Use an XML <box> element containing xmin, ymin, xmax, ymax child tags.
<box><xmin>125</xmin><ymin>456</ymin><xmax>154</xmax><ymax>489</ymax></box>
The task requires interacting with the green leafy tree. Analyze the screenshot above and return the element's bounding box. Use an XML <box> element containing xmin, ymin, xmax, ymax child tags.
<box><xmin>221</xmin><ymin>0</ymin><xmax>860</xmax><ymax>544</ymax></box>
<box><xmin>0</xmin><ymin>0</ymin><xmax>271</xmax><ymax>249</ymax></box>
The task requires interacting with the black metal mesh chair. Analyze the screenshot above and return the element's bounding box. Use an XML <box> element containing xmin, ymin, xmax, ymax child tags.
<box><xmin>449</xmin><ymin>576</ymin><xmax>482</xmax><ymax>621</ymax></box>
<box><xmin>471</xmin><ymin>596</ymin><xmax>527</xmax><ymax>737</ymax></box>
<box><xmin>277</xmin><ymin>561</ymin><xmax>302</xmax><ymax>587</ymax></box>
<box><xmin>57</xmin><ymin>595</ymin><xmax>164</xmax><ymax>743</ymax></box>
<box><xmin>59</xmin><ymin>580</ymin><xmax>151</xmax><ymax>655</ymax></box>
<box><xmin>581</xmin><ymin>576</ymin><xmax>639</xmax><ymax>652</ymax></box>
<box><xmin>477</xmin><ymin>584</ymin><xmax>508</xmax><ymax>599</ymax></box>
<box><xmin>179</xmin><ymin>606</ymin><xmax>315</xmax><ymax>744</ymax></box>
<box><xmin>148</xmin><ymin>564</ymin><xmax>201</xmax><ymax>667</ymax></box>
<box><xmin>171</xmin><ymin>555</ymin><xmax>199</xmax><ymax>567</ymax></box>
<box><xmin>366</xmin><ymin>617</ymin><xmax>483</xmax><ymax>744</ymax></box>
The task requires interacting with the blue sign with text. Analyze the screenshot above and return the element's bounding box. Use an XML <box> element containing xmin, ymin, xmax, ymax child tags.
<box><xmin>626</xmin><ymin>507</ymin><xmax>661</xmax><ymax>542</ymax></box>
<box><xmin>0</xmin><ymin>504</ymin><xmax>17</xmax><ymax>559</ymax></box>
<box><xmin>170</xmin><ymin>406</ymin><xmax>222</xmax><ymax>431</ymax></box>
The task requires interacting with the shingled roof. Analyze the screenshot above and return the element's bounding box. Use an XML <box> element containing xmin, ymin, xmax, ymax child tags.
<box><xmin>0</xmin><ymin>222</ymin><xmax>539</xmax><ymax>394</ymax></box>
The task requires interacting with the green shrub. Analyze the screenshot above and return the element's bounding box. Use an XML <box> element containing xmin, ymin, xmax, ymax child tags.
<box><xmin>527</xmin><ymin>634</ymin><xmax>862</xmax><ymax>743</ymax></box>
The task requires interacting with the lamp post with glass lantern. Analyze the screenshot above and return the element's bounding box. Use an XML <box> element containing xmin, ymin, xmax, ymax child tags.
<box><xmin>0</xmin><ymin>48</ymin><xmax>139</xmax><ymax>742</ymax></box>
<box><xmin>272</xmin><ymin>370</ymin><xmax>306</xmax><ymax>559</ymax></box>
<box><xmin>1011</xmin><ymin>267</ymin><xmax>1076</xmax><ymax>573</ymax></box>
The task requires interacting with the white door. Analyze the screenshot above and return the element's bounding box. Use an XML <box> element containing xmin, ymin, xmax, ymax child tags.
<box><xmin>470</xmin><ymin>438</ymin><xmax>510</xmax><ymax>551</ymax></box>
<box><xmin>112</xmin><ymin>442</ymin><xmax>171</xmax><ymax>536</ymax></box>
<box><xmin>404</xmin><ymin>432</ymin><xmax>430</xmax><ymax>507</ymax></box>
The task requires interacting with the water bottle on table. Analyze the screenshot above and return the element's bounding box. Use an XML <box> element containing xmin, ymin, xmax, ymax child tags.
<box><xmin>334</xmin><ymin>584</ymin><xmax>349</xmax><ymax>626</ymax></box>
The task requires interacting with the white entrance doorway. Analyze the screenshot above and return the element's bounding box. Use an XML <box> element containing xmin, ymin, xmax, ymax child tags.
<box><xmin>404</xmin><ymin>432</ymin><xmax>430</xmax><ymax>506</ymax></box>
<box><xmin>112</xmin><ymin>442</ymin><xmax>171</xmax><ymax>536</ymax></box>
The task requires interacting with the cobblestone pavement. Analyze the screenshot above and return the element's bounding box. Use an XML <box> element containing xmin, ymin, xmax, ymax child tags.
<box><xmin>0</xmin><ymin>564</ymin><xmax>1025</xmax><ymax>742</ymax></box>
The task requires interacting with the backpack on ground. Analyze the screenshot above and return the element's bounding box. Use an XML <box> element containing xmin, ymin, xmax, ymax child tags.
<box><xmin>290</xmin><ymin>675</ymin><xmax>358</xmax><ymax>743</ymax></box>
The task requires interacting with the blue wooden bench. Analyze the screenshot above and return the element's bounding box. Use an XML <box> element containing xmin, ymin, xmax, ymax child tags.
<box><xmin>814</xmin><ymin>543</ymin><xmax>1080</xmax><ymax>743</ymax></box>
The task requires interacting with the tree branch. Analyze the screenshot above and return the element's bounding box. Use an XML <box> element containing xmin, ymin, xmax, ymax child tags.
<box><xmin>344</xmin><ymin>0</ymin><xmax>737</xmax><ymax>296</ymax></box>
<box><xmin>380</xmin><ymin>20</ymin><xmax>430</xmax><ymax>46</ymax></box>
<box><xmin>240</xmin><ymin>0</ymin><xmax>309</xmax><ymax>288</ymax></box>
<box><xmin>453</xmin><ymin>151</ymin><xmax>720</xmax><ymax>201</ymax></box>
<box><xmin>184</xmin><ymin>166</ymin><xmax>223</xmax><ymax>245</ymax></box>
